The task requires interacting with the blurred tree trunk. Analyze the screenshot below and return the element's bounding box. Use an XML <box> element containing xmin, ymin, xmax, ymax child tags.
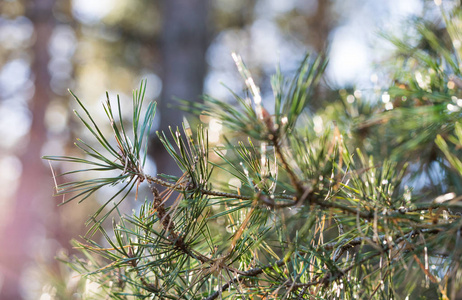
<box><xmin>152</xmin><ymin>0</ymin><xmax>209</xmax><ymax>177</ymax></box>
<box><xmin>309</xmin><ymin>0</ymin><xmax>333</xmax><ymax>53</ymax></box>
<box><xmin>308</xmin><ymin>0</ymin><xmax>334</xmax><ymax>111</ymax></box>
<box><xmin>0</xmin><ymin>0</ymin><xmax>55</xmax><ymax>298</ymax></box>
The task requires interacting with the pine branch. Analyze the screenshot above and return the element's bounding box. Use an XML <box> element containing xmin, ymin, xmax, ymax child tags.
<box><xmin>145</xmin><ymin>174</ymin><xmax>456</xmax><ymax>221</ymax></box>
<box><xmin>43</xmin><ymin>15</ymin><xmax>462</xmax><ymax>296</ymax></box>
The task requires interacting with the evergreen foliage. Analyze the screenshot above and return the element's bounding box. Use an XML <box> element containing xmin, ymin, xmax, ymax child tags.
<box><xmin>44</xmin><ymin>6</ymin><xmax>462</xmax><ymax>299</ymax></box>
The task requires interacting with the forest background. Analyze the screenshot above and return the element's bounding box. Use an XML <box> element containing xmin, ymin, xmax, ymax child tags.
<box><xmin>0</xmin><ymin>0</ymin><xmax>440</xmax><ymax>298</ymax></box>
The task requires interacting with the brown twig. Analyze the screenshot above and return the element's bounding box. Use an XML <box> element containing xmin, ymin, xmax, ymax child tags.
<box><xmin>145</xmin><ymin>173</ymin><xmax>457</xmax><ymax>222</ymax></box>
<box><xmin>271</xmin><ymin>133</ymin><xmax>305</xmax><ymax>194</ymax></box>
<box><xmin>146</xmin><ymin>177</ymin><xmax>210</xmax><ymax>264</ymax></box>
<box><xmin>204</xmin><ymin>259</ymin><xmax>287</xmax><ymax>300</ymax></box>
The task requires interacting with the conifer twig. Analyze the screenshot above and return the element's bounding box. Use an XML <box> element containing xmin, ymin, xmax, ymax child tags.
<box><xmin>204</xmin><ymin>259</ymin><xmax>287</xmax><ymax>300</ymax></box>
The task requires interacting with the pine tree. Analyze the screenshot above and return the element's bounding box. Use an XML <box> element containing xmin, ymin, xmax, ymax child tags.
<box><xmin>44</xmin><ymin>5</ymin><xmax>462</xmax><ymax>299</ymax></box>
